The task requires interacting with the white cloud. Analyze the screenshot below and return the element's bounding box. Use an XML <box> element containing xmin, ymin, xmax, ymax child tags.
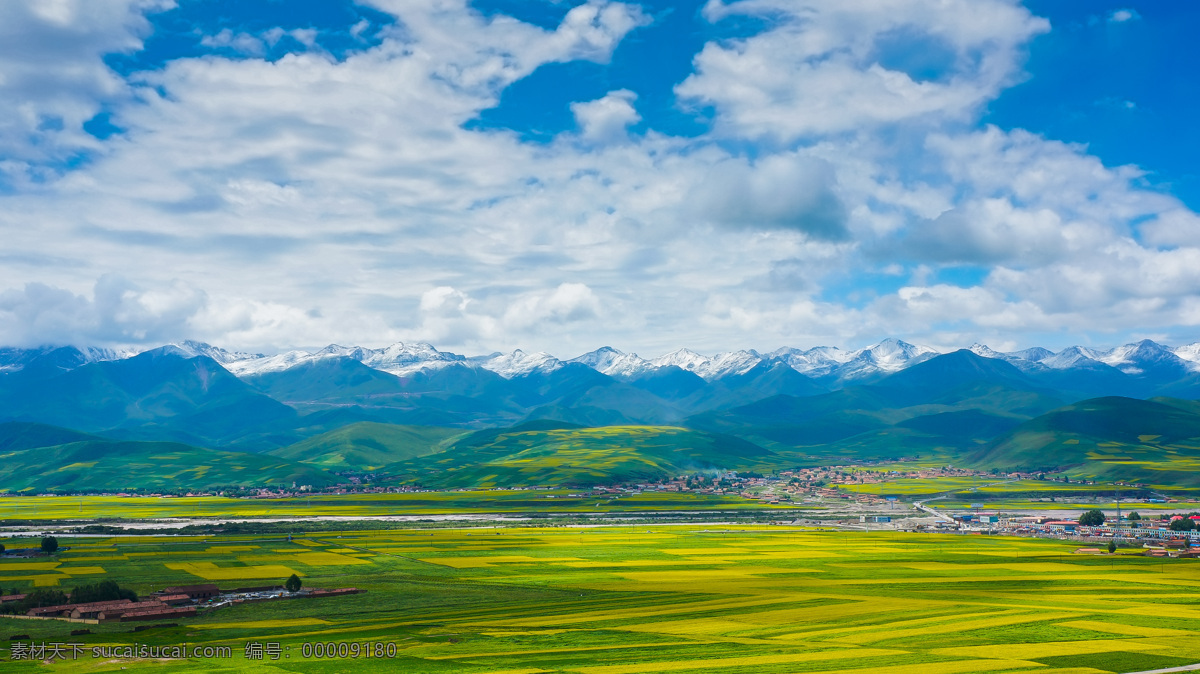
<box><xmin>572</xmin><ymin>89</ymin><xmax>640</xmax><ymax>144</ymax></box>
<box><xmin>1108</xmin><ymin>9</ymin><xmax>1140</xmax><ymax>23</ymax></box>
<box><xmin>0</xmin><ymin>0</ymin><xmax>171</xmax><ymax>172</ymax></box>
<box><xmin>678</xmin><ymin>0</ymin><xmax>1049</xmax><ymax>142</ymax></box>
<box><xmin>0</xmin><ymin>0</ymin><xmax>1198</xmax><ymax>357</ymax></box>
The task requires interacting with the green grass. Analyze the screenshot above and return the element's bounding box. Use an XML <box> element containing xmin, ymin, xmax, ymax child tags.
<box><xmin>0</xmin><ymin>441</ymin><xmax>336</xmax><ymax>493</ymax></box>
<box><xmin>268</xmin><ymin>422</ymin><xmax>465</xmax><ymax>472</ymax></box>
<box><xmin>1</xmin><ymin>527</ymin><xmax>1198</xmax><ymax>672</ymax></box>
<box><xmin>970</xmin><ymin>397</ymin><xmax>1200</xmax><ymax>487</ymax></box>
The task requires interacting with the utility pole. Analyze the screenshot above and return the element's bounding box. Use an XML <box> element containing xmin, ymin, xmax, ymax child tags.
<box><xmin>1108</xmin><ymin>482</ymin><xmax>1118</xmax><ymax>530</ymax></box>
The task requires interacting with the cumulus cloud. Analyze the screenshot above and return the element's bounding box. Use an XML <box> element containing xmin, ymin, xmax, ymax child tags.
<box><xmin>678</xmin><ymin>0</ymin><xmax>1049</xmax><ymax>142</ymax></box>
<box><xmin>0</xmin><ymin>0</ymin><xmax>1198</xmax><ymax>356</ymax></box>
<box><xmin>504</xmin><ymin>283</ymin><xmax>602</xmax><ymax>329</ymax></box>
<box><xmin>0</xmin><ymin>276</ymin><xmax>204</xmax><ymax>347</ymax></box>
<box><xmin>572</xmin><ymin>90</ymin><xmax>640</xmax><ymax>144</ymax></box>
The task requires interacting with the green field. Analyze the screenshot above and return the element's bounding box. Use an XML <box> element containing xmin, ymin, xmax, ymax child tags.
<box><xmin>0</xmin><ymin>527</ymin><xmax>1197</xmax><ymax>672</ymax></box>
<box><xmin>0</xmin><ymin>491</ymin><xmax>793</xmax><ymax>521</ymax></box>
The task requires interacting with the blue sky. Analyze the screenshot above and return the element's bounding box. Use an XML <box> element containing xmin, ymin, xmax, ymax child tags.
<box><xmin>0</xmin><ymin>0</ymin><xmax>1198</xmax><ymax>357</ymax></box>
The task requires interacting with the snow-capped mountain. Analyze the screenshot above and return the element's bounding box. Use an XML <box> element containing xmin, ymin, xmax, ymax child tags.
<box><xmin>225</xmin><ymin>342</ymin><xmax>465</xmax><ymax>377</ymax></box>
<box><xmin>0</xmin><ymin>345</ymin><xmax>137</xmax><ymax>373</ymax></box>
<box><xmin>476</xmin><ymin>350</ymin><xmax>563</xmax><ymax>378</ymax></box>
<box><xmin>165</xmin><ymin>340</ymin><xmax>264</xmax><ymax>364</ymax></box>
<box><xmin>361</xmin><ymin>342</ymin><xmax>465</xmax><ymax>375</ymax></box>
<box><xmin>967</xmin><ymin>344</ymin><xmax>1047</xmax><ymax>372</ymax></box>
<box><xmin>1095</xmin><ymin>339</ymin><xmax>1194</xmax><ymax>376</ymax></box>
<box><xmin>698</xmin><ymin>351</ymin><xmax>763</xmax><ymax>380</ymax></box>
<box><xmin>767</xmin><ymin>346</ymin><xmax>852</xmax><ymax>378</ymax></box>
<box><xmin>644</xmin><ymin>349</ymin><xmax>764</xmax><ymax>381</ymax></box>
<box><xmin>6</xmin><ymin>337</ymin><xmax>1200</xmax><ymax>389</ymax></box>
<box><xmin>225</xmin><ymin>350</ymin><xmax>320</xmax><ymax>376</ymax></box>
<box><xmin>1175</xmin><ymin>342</ymin><xmax>1200</xmax><ymax>367</ymax></box>
<box><xmin>1037</xmin><ymin>346</ymin><xmax>1104</xmax><ymax>370</ymax></box>
<box><xmin>1009</xmin><ymin>346</ymin><xmax>1054</xmax><ymax>363</ymax></box>
<box><xmin>568</xmin><ymin>347</ymin><xmax>654</xmax><ymax>378</ymax></box>
<box><xmin>649</xmin><ymin>348</ymin><xmax>712</xmax><ymax>374</ymax></box>
<box><xmin>833</xmin><ymin>339</ymin><xmax>939</xmax><ymax>381</ymax></box>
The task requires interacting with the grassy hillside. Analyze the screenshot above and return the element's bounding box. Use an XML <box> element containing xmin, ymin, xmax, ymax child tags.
<box><xmin>0</xmin><ymin>440</ymin><xmax>337</xmax><ymax>492</ymax></box>
<box><xmin>0</xmin><ymin>421</ymin><xmax>98</xmax><ymax>452</ymax></box>
<box><xmin>387</xmin><ymin>424</ymin><xmax>774</xmax><ymax>488</ymax></box>
<box><xmin>968</xmin><ymin>396</ymin><xmax>1200</xmax><ymax>486</ymax></box>
<box><xmin>0</xmin><ymin>422</ymin><xmax>337</xmax><ymax>492</ymax></box>
<box><xmin>269</xmin><ymin>422</ymin><xmax>464</xmax><ymax>471</ymax></box>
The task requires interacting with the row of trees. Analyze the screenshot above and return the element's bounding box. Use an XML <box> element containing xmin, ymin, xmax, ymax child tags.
<box><xmin>0</xmin><ymin>580</ymin><xmax>138</xmax><ymax>615</ymax></box>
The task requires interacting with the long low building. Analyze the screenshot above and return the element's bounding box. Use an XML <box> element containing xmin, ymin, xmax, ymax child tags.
<box><xmin>101</xmin><ymin>605</ymin><xmax>197</xmax><ymax>622</ymax></box>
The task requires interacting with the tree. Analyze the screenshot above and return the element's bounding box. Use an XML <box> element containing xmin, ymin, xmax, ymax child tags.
<box><xmin>69</xmin><ymin>581</ymin><xmax>135</xmax><ymax>604</ymax></box>
<box><xmin>0</xmin><ymin>543</ymin><xmax>5</xmax><ymax>554</ymax></box>
<box><xmin>1127</xmin><ymin>511</ymin><xmax>1141</xmax><ymax>521</ymax></box>
<box><xmin>1169</xmin><ymin>518</ymin><xmax>1196</xmax><ymax>532</ymax></box>
<box><xmin>40</xmin><ymin>537</ymin><xmax>58</xmax><ymax>554</ymax></box>
<box><xmin>285</xmin><ymin>574</ymin><xmax>302</xmax><ymax>593</ymax></box>
<box><xmin>1107</xmin><ymin>540</ymin><xmax>1117</xmax><ymax>554</ymax></box>
<box><xmin>1078</xmin><ymin>510</ymin><xmax>1106</xmax><ymax>526</ymax></box>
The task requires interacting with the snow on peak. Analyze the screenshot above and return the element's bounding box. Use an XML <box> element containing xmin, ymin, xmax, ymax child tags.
<box><xmin>1096</xmin><ymin>339</ymin><xmax>1189</xmax><ymax>375</ymax></box>
<box><xmin>1174</xmin><ymin>342</ymin><xmax>1200</xmax><ymax>370</ymax></box>
<box><xmin>224</xmin><ymin>350</ymin><xmax>316</xmax><ymax>376</ymax></box>
<box><xmin>364</xmin><ymin>342</ymin><xmax>465</xmax><ymax>375</ymax></box>
<box><xmin>854</xmin><ymin>339</ymin><xmax>937</xmax><ymax>371</ymax></box>
<box><xmin>649</xmin><ymin>348</ymin><xmax>710</xmax><ymax>373</ymax></box>
<box><xmin>568</xmin><ymin>347</ymin><xmax>653</xmax><ymax>378</ymax></box>
<box><xmin>767</xmin><ymin>346</ymin><xmax>851</xmax><ymax>377</ymax></box>
<box><xmin>1009</xmin><ymin>346</ymin><xmax>1054</xmax><ymax>362</ymax></box>
<box><xmin>965</xmin><ymin>343</ymin><xmax>1047</xmax><ymax>372</ymax></box>
<box><xmin>1039</xmin><ymin>346</ymin><xmax>1103</xmax><ymax>370</ymax></box>
<box><xmin>168</xmin><ymin>340</ymin><xmax>263</xmax><ymax>364</ymax></box>
<box><xmin>698</xmin><ymin>351</ymin><xmax>762</xmax><ymax>379</ymax></box>
<box><xmin>968</xmin><ymin>343</ymin><xmax>1005</xmax><ymax>359</ymax></box>
<box><xmin>478</xmin><ymin>349</ymin><xmax>563</xmax><ymax>378</ymax></box>
<box><xmin>644</xmin><ymin>349</ymin><xmax>762</xmax><ymax>380</ymax></box>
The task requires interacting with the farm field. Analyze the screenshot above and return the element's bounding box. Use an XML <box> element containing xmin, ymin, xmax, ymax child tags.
<box><xmin>0</xmin><ymin>491</ymin><xmax>794</xmax><ymax>522</ymax></box>
<box><xmin>836</xmin><ymin>477</ymin><xmax>1196</xmax><ymax>502</ymax></box>
<box><xmin>0</xmin><ymin>527</ymin><xmax>1197</xmax><ymax>671</ymax></box>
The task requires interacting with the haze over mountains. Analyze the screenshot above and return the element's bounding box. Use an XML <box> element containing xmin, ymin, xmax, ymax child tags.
<box><xmin>3</xmin><ymin>336</ymin><xmax>1200</xmax><ymax>492</ymax></box>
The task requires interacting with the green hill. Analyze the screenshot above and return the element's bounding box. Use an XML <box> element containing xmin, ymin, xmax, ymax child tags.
<box><xmin>968</xmin><ymin>396</ymin><xmax>1200</xmax><ymax>486</ymax></box>
<box><xmin>269</xmin><ymin>422</ymin><xmax>464</xmax><ymax>471</ymax></box>
<box><xmin>0</xmin><ymin>422</ymin><xmax>337</xmax><ymax>492</ymax></box>
<box><xmin>387</xmin><ymin>424</ymin><xmax>773</xmax><ymax>488</ymax></box>
<box><xmin>0</xmin><ymin>422</ymin><xmax>99</xmax><ymax>452</ymax></box>
<box><xmin>0</xmin><ymin>440</ymin><xmax>337</xmax><ymax>492</ymax></box>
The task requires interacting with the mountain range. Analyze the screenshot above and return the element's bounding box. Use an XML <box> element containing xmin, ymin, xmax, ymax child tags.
<box><xmin>4</xmin><ymin>336</ymin><xmax>1199</xmax><ymax>385</ymax></box>
<box><xmin>2</xmin><ymin>337</ymin><xmax>1200</xmax><ymax>491</ymax></box>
